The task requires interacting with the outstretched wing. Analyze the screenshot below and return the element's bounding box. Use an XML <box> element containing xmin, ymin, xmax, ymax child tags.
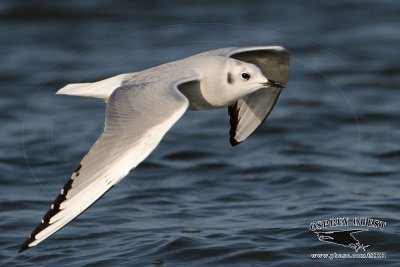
<box><xmin>19</xmin><ymin>79</ymin><xmax>193</xmax><ymax>252</ymax></box>
<box><xmin>198</xmin><ymin>46</ymin><xmax>289</xmax><ymax>145</ymax></box>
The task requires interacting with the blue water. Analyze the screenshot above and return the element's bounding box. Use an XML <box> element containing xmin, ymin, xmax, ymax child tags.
<box><xmin>1</xmin><ymin>1</ymin><xmax>399</xmax><ymax>266</ymax></box>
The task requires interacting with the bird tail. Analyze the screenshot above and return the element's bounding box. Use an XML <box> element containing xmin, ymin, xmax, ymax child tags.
<box><xmin>56</xmin><ymin>74</ymin><xmax>127</xmax><ymax>100</ymax></box>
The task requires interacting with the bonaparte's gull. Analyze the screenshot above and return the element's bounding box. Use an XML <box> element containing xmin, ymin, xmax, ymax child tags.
<box><xmin>19</xmin><ymin>46</ymin><xmax>289</xmax><ymax>252</ymax></box>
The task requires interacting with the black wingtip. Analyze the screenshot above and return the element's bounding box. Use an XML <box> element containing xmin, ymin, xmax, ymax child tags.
<box><xmin>230</xmin><ymin>137</ymin><xmax>242</xmax><ymax>146</ymax></box>
<box><xmin>18</xmin><ymin>238</ymin><xmax>33</xmax><ymax>253</ymax></box>
<box><xmin>18</xmin><ymin>247</ymin><xmax>27</xmax><ymax>253</ymax></box>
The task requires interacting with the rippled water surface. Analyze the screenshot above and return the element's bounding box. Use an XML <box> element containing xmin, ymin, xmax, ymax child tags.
<box><xmin>1</xmin><ymin>1</ymin><xmax>399</xmax><ymax>266</ymax></box>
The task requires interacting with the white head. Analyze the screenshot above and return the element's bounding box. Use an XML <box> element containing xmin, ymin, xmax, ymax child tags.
<box><xmin>198</xmin><ymin>57</ymin><xmax>285</xmax><ymax>107</ymax></box>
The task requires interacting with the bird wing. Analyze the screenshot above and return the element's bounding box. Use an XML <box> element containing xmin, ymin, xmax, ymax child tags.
<box><xmin>197</xmin><ymin>46</ymin><xmax>289</xmax><ymax>145</ymax></box>
<box><xmin>19</xmin><ymin>78</ymin><xmax>194</xmax><ymax>252</ymax></box>
<box><xmin>228</xmin><ymin>87</ymin><xmax>283</xmax><ymax>145</ymax></box>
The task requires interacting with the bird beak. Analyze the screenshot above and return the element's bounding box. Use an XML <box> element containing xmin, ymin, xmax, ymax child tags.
<box><xmin>261</xmin><ymin>79</ymin><xmax>286</xmax><ymax>89</ymax></box>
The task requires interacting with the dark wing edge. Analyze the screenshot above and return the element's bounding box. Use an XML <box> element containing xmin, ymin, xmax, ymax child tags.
<box><xmin>228</xmin><ymin>101</ymin><xmax>241</xmax><ymax>146</ymax></box>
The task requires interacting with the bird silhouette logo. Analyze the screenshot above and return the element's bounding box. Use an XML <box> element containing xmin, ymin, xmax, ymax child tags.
<box><xmin>314</xmin><ymin>229</ymin><xmax>369</xmax><ymax>252</ymax></box>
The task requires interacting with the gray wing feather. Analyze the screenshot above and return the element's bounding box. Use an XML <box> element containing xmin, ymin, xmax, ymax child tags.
<box><xmin>19</xmin><ymin>80</ymin><xmax>191</xmax><ymax>252</ymax></box>
<box><xmin>228</xmin><ymin>87</ymin><xmax>282</xmax><ymax>145</ymax></box>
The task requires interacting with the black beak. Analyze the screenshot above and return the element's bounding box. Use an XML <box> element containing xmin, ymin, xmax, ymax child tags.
<box><xmin>262</xmin><ymin>79</ymin><xmax>286</xmax><ymax>89</ymax></box>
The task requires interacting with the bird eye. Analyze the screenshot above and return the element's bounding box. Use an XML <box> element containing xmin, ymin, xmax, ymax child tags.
<box><xmin>241</xmin><ymin>72</ymin><xmax>250</xmax><ymax>80</ymax></box>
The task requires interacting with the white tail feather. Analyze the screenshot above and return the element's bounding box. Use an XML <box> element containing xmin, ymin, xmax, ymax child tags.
<box><xmin>56</xmin><ymin>74</ymin><xmax>128</xmax><ymax>100</ymax></box>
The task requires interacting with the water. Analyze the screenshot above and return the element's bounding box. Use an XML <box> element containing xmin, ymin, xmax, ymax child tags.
<box><xmin>1</xmin><ymin>1</ymin><xmax>399</xmax><ymax>266</ymax></box>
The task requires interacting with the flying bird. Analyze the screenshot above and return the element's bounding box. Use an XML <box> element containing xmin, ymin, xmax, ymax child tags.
<box><xmin>19</xmin><ymin>46</ymin><xmax>289</xmax><ymax>252</ymax></box>
<box><xmin>315</xmin><ymin>230</ymin><xmax>369</xmax><ymax>252</ymax></box>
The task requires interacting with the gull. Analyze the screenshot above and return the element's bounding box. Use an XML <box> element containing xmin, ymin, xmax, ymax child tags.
<box><xmin>19</xmin><ymin>46</ymin><xmax>289</xmax><ymax>252</ymax></box>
